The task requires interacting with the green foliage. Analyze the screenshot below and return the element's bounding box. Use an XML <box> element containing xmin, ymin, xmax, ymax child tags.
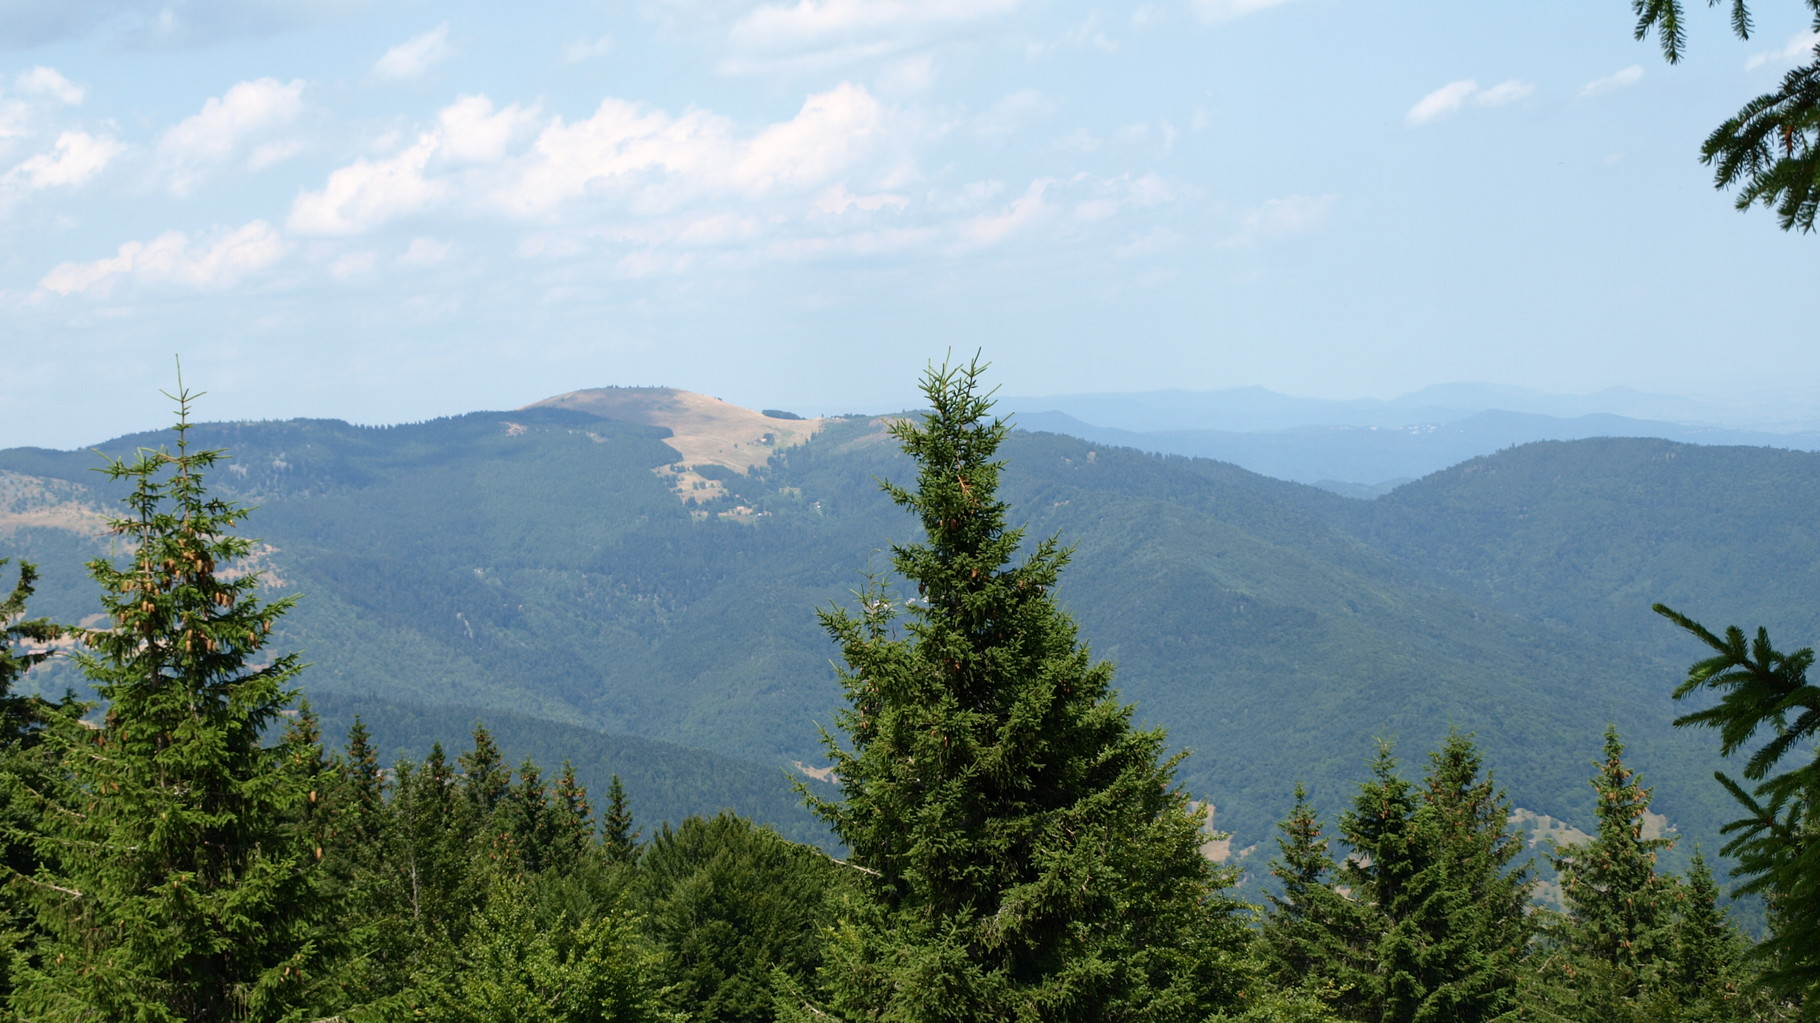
<box><xmin>10</xmin><ymin>386</ymin><xmax>335</xmax><ymax>1021</ymax></box>
<box><xmin>419</xmin><ymin>876</ymin><xmax>674</xmax><ymax>1023</ymax></box>
<box><xmin>802</xmin><ymin>359</ymin><xmax>1246</xmax><ymax>1022</ymax></box>
<box><xmin>603</xmin><ymin>773</ymin><xmax>639</xmax><ymax>865</ymax></box>
<box><xmin>638</xmin><ymin>812</ymin><xmax>837</xmax><ymax>1023</ymax></box>
<box><xmin>0</xmin><ymin>560</ymin><xmax>65</xmax><ymax>1001</ymax></box>
<box><xmin>0</xmin><ymin>559</ymin><xmax>59</xmax><ymax>727</ymax></box>
<box><xmin>308</xmin><ymin>692</ymin><xmax>832</xmax><ymax>849</ymax></box>
<box><xmin>1257</xmin><ymin>785</ymin><xmax>1369</xmax><ymax>1016</ymax></box>
<box><xmin>1633</xmin><ymin>0</ymin><xmax>1820</xmax><ymax>231</ymax></box>
<box><xmin>1655</xmin><ymin>604</ymin><xmax>1820</xmax><ymax>1007</ymax></box>
<box><xmin>550</xmin><ymin>760</ymin><xmax>597</xmax><ymax>871</ymax></box>
<box><xmin>3</xmin><ymin>406</ymin><xmax>1772</xmax><ymax>858</ymax></box>
<box><xmin>1334</xmin><ymin>735</ymin><xmax>1532</xmax><ymax>1023</ymax></box>
<box><xmin>1527</xmin><ymin>727</ymin><xmax>1683</xmax><ymax>1019</ymax></box>
<box><xmin>1561</xmin><ymin>728</ymin><xmax>1677</xmax><ymax>976</ymax></box>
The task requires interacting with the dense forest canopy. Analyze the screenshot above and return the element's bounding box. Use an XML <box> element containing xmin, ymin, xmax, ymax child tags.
<box><xmin>0</xmin><ymin>364</ymin><xmax>1810</xmax><ymax>1020</ymax></box>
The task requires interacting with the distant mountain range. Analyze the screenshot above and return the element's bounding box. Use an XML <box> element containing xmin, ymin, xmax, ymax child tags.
<box><xmin>3</xmin><ymin>385</ymin><xmax>1816</xmax><ymax>882</ymax></box>
<box><xmin>1000</xmin><ymin>385</ymin><xmax>1820</xmax><ymax>493</ymax></box>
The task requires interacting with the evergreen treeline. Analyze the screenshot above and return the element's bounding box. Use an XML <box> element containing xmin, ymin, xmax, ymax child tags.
<box><xmin>0</xmin><ymin>371</ymin><xmax>1808</xmax><ymax>1020</ymax></box>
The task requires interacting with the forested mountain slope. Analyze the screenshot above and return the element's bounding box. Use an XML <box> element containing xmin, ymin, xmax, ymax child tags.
<box><xmin>1</xmin><ymin>394</ymin><xmax>1801</xmax><ymax>861</ymax></box>
<box><xmin>1342</xmin><ymin>438</ymin><xmax>1820</xmax><ymax>662</ymax></box>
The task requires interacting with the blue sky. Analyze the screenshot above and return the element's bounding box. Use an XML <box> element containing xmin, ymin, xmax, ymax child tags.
<box><xmin>1</xmin><ymin>0</ymin><xmax>1816</xmax><ymax>449</ymax></box>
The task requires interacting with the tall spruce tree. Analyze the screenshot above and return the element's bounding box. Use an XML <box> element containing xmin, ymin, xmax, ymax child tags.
<box><xmin>797</xmin><ymin>358</ymin><xmax>1244</xmax><ymax>1023</ymax></box>
<box><xmin>11</xmin><ymin>385</ymin><xmax>334</xmax><ymax>1021</ymax></box>
<box><xmin>1336</xmin><ymin>735</ymin><xmax>1530</xmax><ymax>1023</ymax></box>
<box><xmin>1550</xmin><ymin>727</ymin><xmax>1677</xmax><ymax>1004</ymax></box>
<box><xmin>601</xmin><ymin>774</ymin><xmax>638</xmax><ymax>866</ymax></box>
<box><xmin>1665</xmin><ymin>847</ymin><xmax>1761</xmax><ymax>1019</ymax></box>
<box><xmin>1257</xmin><ymin>784</ymin><xmax>1369</xmax><ymax>1016</ymax></box>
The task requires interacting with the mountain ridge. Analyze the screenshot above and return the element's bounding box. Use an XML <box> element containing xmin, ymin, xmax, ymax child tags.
<box><xmin>0</xmin><ymin>387</ymin><xmax>1807</xmax><ymax>873</ymax></box>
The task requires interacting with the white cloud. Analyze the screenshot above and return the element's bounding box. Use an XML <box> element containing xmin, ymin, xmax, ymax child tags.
<box><xmin>294</xmin><ymin>85</ymin><xmax>892</xmax><ymax>231</ymax></box>
<box><xmin>955</xmin><ymin>177</ymin><xmax>1051</xmax><ymax>249</ymax></box>
<box><xmin>7</xmin><ymin>130</ymin><xmax>124</xmax><ymax>190</ymax></box>
<box><xmin>248</xmin><ymin>138</ymin><xmax>304</xmax><ymax>170</ymax></box>
<box><xmin>289</xmin><ymin>134</ymin><xmax>445</xmax><ymax>235</ymax></box>
<box><xmin>1072</xmin><ymin>171</ymin><xmax>1175</xmax><ymax>221</ymax></box>
<box><xmin>157</xmin><ymin>78</ymin><xmax>305</xmax><ymax>195</ymax></box>
<box><xmin>496</xmin><ymin>82</ymin><xmax>888</xmax><ymax>216</ymax></box>
<box><xmin>1132</xmin><ymin>4</ymin><xmax>1168</xmax><ymax>30</ymax></box>
<box><xmin>1745</xmin><ymin>30</ymin><xmax>1820</xmax><ymax>71</ymax></box>
<box><xmin>1580</xmin><ymin>65</ymin><xmax>1643</xmax><ymax>98</ymax></box>
<box><xmin>375</xmin><ymin>24</ymin><xmax>453</xmax><ymax>81</ymax></box>
<box><xmin>1476</xmin><ymin>79</ymin><xmax>1534</xmax><ymax>106</ymax></box>
<box><xmin>15</xmin><ymin>67</ymin><xmax>83</xmax><ymax>105</ymax></box>
<box><xmin>1406</xmin><ymin>79</ymin><xmax>1478</xmax><ymax>126</ymax></box>
<box><xmin>0</xmin><ymin>99</ymin><xmax>28</xmax><ymax>141</ymax></box>
<box><xmin>437</xmin><ymin>94</ymin><xmax>540</xmax><ymax>164</ymax></box>
<box><xmin>722</xmin><ymin>0</ymin><xmax>1019</xmax><ymax>74</ymax></box>
<box><xmin>1406</xmin><ymin>78</ymin><xmax>1533</xmax><ymax>126</ymax></box>
<box><xmin>733</xmin><ymin>83</ymin><xmax>886</xmax><ymax>192</ymax></box>
<box><xmin>1188</xmin><ymin>0</ymin><xmax>1295</xmax><ymax>25</ymax></box>
<box><xmin>500</xmin><ymin>102</ymin><xmax>734</xmax><ymax>216</ymax></box>
<box><xmin>38</xmin><ymin>220</ymin><xmax>285</xmax><ymax>296</ymax></box>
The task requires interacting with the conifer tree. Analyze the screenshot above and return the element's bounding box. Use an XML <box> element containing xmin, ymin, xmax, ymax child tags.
<box><xmin>322</xmin><ymin>718</ymin><xmax>412</xmax><ymax>1010</ymax></box>
<box><xmin>0</xmin><ymin>559</ymin><xmax>59</xmax><ymax>736</ymax></box>
<box><xmin>507</xmin><ymin>757</ymin><xmax>558</xmax><ymax>873</ymax></box>
<box><xmin>1667</xmin><ymin>847</ymin><xmax>1754</xmax><ymax>1016</ymax></box>
<box><xmin>390</xmin><ymin>743</ymin><xmax>476</xmax><ymax>935</ymax></box>
<box><xmin>639</xmin><ymin>812</ymin><xmax>837</xmax><ymax>1023</ymax></box>
<box><xmin>1416</xmin><ymin>733</ymin><xmax>1530</xmax><ymax>1022</ymax></box>
<box><xmin>11</xmin><ymin>385</ymin><xmax>334</xmax><ymax>1021</ymax></box>
<box><xmin>1632</xmin><ymin>0</ymin><xmax>1820</xmax><ymax>232</ymax></box>
<box><xmin>461</xmin><ymin>725</ymin><xmax>512</xmax><ymax>821</ymax></box>
<box><xmin>1654</xmin><ymin>605</ymin><xmax>1820</xmax><ymax>1007</ymax></box>
<box><xmin>340</xmin><ymin>717</ymin><xmax>386</xmax><ymax>848</ymax></box>
<box><xmin>0</xmin><ymin>560</ymin><xmax>64</xmax><ymax>1001</ymax></box>
<box><xmin>1337</xmin><ymin>744</ymin><xmax>1428</xmax><ymax>1023</ymax></box>
<box><xmin>1336</xmin><ymin>735</ymin><xmax>1530</xmax><ymax>1023</ymax></box>
<box><xmin>1551</xmin><ymin>726</ymin><xmax>1676</xmax><ymax>1003</ymax></box>
<box><xmin>424</xmin><ymin>874</ymin><xmax>672</xmax><ymax>1023</ymax></box>
<box><xmin>602</xmin><ymin>774</ymin><xmax>639</xmax><ymax>866</ymax></box>
<box><xmin>1258</xmin><ymin>784</ymin><xmax>1369</xmax><ymax>1016</ymax></box>
<box><xmin>798</xmin><ymin>358</ymin><xmax>1244</xmax><ymax>1023</ymax></box>
<box><xmin>550</xmin><ymin>760</ymin><xmax>596</xmax><ymax>872</ymax></box>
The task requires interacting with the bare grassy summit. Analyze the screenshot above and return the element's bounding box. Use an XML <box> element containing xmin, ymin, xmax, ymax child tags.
<box><xmin>524</xmin><ymin>387</ymin><xmax>826</xmax><ymax>505</ymax></box>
